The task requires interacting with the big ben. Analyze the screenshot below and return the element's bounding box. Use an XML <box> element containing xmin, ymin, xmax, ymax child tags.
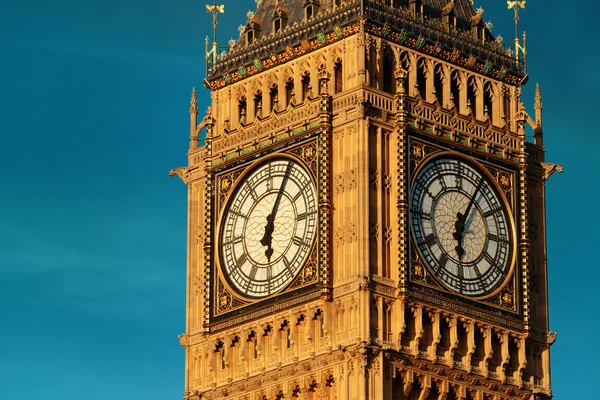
<box><xmin>171</xmin><ymin>1</ymin><xmax>559</xmax><ymax>399</ymax></box>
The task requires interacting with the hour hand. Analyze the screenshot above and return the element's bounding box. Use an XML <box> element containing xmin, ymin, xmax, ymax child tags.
<box><xmin>260</xmin><ymin>214</ymin><xmax>275</xmax><ymax>261</ymax></box>
<box><xmin>453</xmin><ymin>212</ymin><xmax>466</xmax><ymax>259</ymax></box>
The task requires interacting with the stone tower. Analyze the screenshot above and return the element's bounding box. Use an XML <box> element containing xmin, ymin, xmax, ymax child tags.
<box><xmin>171</xmin><ymin>1</ymin><xmax>559</xmax><ymax>399</ymax></box>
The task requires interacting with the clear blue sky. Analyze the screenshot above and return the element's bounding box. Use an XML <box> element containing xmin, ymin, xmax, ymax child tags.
<box><xmin>0</xmin><ymin>1</ymin><xmax>596</xmax><ymax>399</ymax></box>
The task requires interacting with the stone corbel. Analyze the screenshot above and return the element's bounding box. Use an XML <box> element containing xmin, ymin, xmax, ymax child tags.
<box><xmin>436</xmin><ymin>379</ymin><xmax>449</xmax><ymax>400</ymax></box>
<box><xmin>429</xmin><ymin>310</ymin><xmax>441</xmax><ymax>359</ymax></box>
<box><xmin>418</xmin><ymin>374</ymin><xmax>432</xmax><ymax>400</ymax></box>
<box><xmin>464</xmin><ymin>320</ymin><xmax>476</xmax><ymax>373</ymax></box>
<box><xmin>403</xmin><ymin>370</ymin><xmax>414</xmax><ymax>396</ymax></box>
<box><xmin>455</xmin><ymin>383</ymin><xmax>468</xmax><ymax>400</ymax></box>
<box><xmin>498</xmin><ymin>330</ymin><xmax>509</xmax><ymax>384</ymax></box>
<box><xmin>481</xmin><ymin>326</ymin><xmax>492</xmax><ymax>378</ymax></box>
<box><xmin>411</xmin><ymin>305</ymin><xmax>424</xmax><ymax>356</ymax></box>
<box><xmin>517</xmin><ymin>336</ymin><xmax>527</xmax><ymax>388</ymax></box>
<box><xmin>447</xmin><ymin>315</ymin><xmax>458</xmax><ymax>363</ymax></box>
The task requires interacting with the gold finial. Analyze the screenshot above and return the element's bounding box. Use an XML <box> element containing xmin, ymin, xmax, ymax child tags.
<box><xmin>190</xmin><ymin>87</ymin><xmax>198</xmax><ymax>115</ymax></box>
<box><xmin>507</xmin><ymin>1</ymin><xmax>527</xmax><ymax>72</ymax></box>
<box><xmin>205</xmin><ymin>2</ymin><xmax>225</xmax><ymax>78</ymax></box>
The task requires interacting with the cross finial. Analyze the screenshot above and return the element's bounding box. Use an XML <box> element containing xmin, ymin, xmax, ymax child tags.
<box><xmin>205</xmin><ymin>2</ymin><xmax>225</xmax><ymax>78</ymax></box>
<box><xmin>507</xmin><ymin>1</ymin><xmax>526</xmax><ymax>72</ymax></box>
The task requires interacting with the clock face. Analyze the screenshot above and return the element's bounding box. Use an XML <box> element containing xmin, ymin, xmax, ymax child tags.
<box><xmin>219</xmin><ymin>158</ymin><xmax>318</xmax><ymax>299</ymax></box>
<box><xmin>409</xmin><ymin>156</ymin><xmax>514</xmax><ymax>297</ymax></box>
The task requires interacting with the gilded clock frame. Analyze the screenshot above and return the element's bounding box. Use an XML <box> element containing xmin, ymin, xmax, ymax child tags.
<box><xmin>407</xmin><ymin>137</ymin><xmax>521</xmax><ymax>314</ymax></box>
<box><xmin>204</xmin><ymin>133</ymin><xmax>329</xmax><ymax>331</ymax></box>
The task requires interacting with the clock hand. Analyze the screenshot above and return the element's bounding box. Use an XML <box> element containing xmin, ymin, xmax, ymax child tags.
<box><xmin>453</xmin><ymin>179</ymin><xmax>484</xmax><ymax>259</ymax></box>
<box><xmin>260</xmin><ymin>162</ymin><xmax>293</xmax><ymax>261</ymax></box>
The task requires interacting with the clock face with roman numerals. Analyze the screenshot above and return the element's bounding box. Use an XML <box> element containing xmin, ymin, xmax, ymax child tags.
<box><xmin>219</xmin><ymin>158</ymin><xmax>317</xmax><ymax>299</ymax></box>
<box><xmin>409</xmin><ymin>155</ymin><xmax>515</xmax><ymax>297</ymax></box>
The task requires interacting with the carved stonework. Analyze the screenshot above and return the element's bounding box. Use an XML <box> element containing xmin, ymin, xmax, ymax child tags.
<box><xmin>175</xmin><ymin>3</ymin><xmax>553</xmax><ymax>398</ymax></box>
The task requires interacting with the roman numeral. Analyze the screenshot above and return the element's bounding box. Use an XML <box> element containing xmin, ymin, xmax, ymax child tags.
<box><xmin>296</xmin><ymin>210</ymin><xmax>316</xmax><ymax>221</ymax></box>
<box><xmin>488</xmin><ymin>233</ymin><xmax>509</xmax><ymax>244</ymax></box>
<box><xmin>223</xmin><ymin>236</ymin><xmax>243</xmax><ymax>246</ymax></box>
<box><xmin>230</xmin><ymin>210</ymin><xmax>247</xmax><ymax>219</ymax></box>
<box><xmin>483</xmin><ymin>208</ymin><xmax>502</xmax><ymax>218</ymax></box>
<box><xmin>246</xmin><ymin>182</ymin><xmax>258</xmax><ymax>201</ymax></box>
<box><xmin>421</xmin><ymin>211</ymin><xmax>431</xmax><ymax>221</ymax></box>
<box><xmin>438</xmin><ymin>253</ymin><xmax>449</xmax><ymax>269</ymax></box>
<box><xmin>484</xmin><ymin>252</ymin><xmax>494</xmax><ymax>265</ymax></box>
<box><xmin>268</xmin><ymin>165</ymin><xmax>274</xmax><ymax>191</ymax></box>
<box><xmin>293</xmin><ymin>236</ymin><xmax>310</xmax><ymax>247</ymax></box>
<box><xmin>424</xmin><ymin>233</ymin><xmax>436</xmax><ymax>247</ymax></box>
<box><xmin>249</xmin><ymin>266</ymin><xmax>257</xmax><ymax>280</ymax></box>
<box><xmin>237</xmin><ymin>253</ymin><xmax>248</xmax><ymax>267</ymax></box>
<box><xmin>433</xmin><ymin>163</ymin><xmax>447</xmax><ymax>189</ymax></box>
<box><xmin>282</xmin><ymin>255</ymin><xmax>291</xmax><ymax>268</ymax></box>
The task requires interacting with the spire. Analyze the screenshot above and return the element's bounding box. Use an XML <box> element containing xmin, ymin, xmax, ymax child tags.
<box><xmin>533</xmin><ymin>83</ymin><xmax>543</xmax><ymax>145</ymax></box>
<box><xmin>189</xmin><ymin>88</ymin><xmax>199</xmax><ymax>151</ymax></box>
<box><xmin>534</xmin><ymin>82</ymin><xmax>542</xmax><ymax>127</ymax></box>
<box><xmin>534</xmin><ymin>83</ymin><xmax>542</xmax><ymax>111</ymax></box>
<box><xmin>190</xmin><ymin>87</ymin><xmax>198</xmax><ymax>115</ymax></box>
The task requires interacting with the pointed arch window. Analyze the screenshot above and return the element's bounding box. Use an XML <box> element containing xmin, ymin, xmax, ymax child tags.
<box><xmin>269</xmin><ymin>84</ymin><xmax>279</xmax><ymax>112</ymax></box>
<box><xmin>280</xmin><ymin>320</ymin><xmax>292</xmax><ymax>349</ymax></box>
<box><xmin>254</xmin><ymin>90</ymin><xmax>263</xmax><ymax>118</ymax></box>
<box><xmin>313</xmin><ymin>309</ymin><xmax>325</xmax><ymax>339</ymax></box>
<box><xmin>416</xmin><ymin>59</ymin><xmax>427</xmax><ymax>99</ymax></box>
<box><xmin>450</xmin><ymin>71</ymin><xmax>460</xmax><ymax>112</ymax></box>
<box><xmin>334</xmin><ymin>0</ymin><xmax>341</xmax><ymax>7</ymax></box>
<box><xmin>503</xmin><ymin>86</ymin><xmax>512</xmax><ymax>125</ymax></box>
<box><xmin>238</xmin><ymin>96</ymin><xmax>247</xmax><ymax>124</ymax></box>
<box><xmin>399</xmin><ymin>53</ymin><xmax>410</xmax><ymax>94</ymax></box>
<box><xmin>334</xmin><ymin>60</ymin><xmax>343</xmax><ymax>94</ymax></box>
<box><xmin>383</xmin><ymin>49</ymin><xmax>395</xmax><ymax>94</ymax></box>
<box><xmin>247</xmin><ymin>331</ymin><xmax>259</xmax><ymax>360</ymax></box>
<box><xmin>484</xmin><ymin>82</ymin><xmax>494</xmax><ymax>124</ymax></box>
<box><xmin>301</xmin><ymin>72</ymin><xmax>311</xmax><ymax>101</ymax></box>
<box><xmin>467</xmin><ymin>76</ymin><xmax>477</xmax><ymax>116</ymax></box>
<box><xmin>285</xmin><ymin>78</ymin><xmax>294</xmax><ymax>106</ymax></box>
<box><xmin>434</xmin><ymin>65</ymin><xmax>444</xmax><ymax>104</ymax></box>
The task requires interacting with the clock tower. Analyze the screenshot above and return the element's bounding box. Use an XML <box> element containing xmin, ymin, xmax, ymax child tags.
<box><xmin>171</xmin><ymin>1</ymin><xmax>559</xmax><ymax>399</ymax></box>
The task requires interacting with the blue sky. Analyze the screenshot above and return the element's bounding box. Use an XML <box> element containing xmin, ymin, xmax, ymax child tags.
<box><xmin>0</xmin><ymin>1</ymin><xmax>596</xmax><ymax>398</ymax></box>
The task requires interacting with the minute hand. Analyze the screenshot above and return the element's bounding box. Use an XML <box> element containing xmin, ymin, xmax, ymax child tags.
<box><xmin>260</xmin><ymin>162</ymin><xmax>293</xmax><ymax>261</ymax></box>
<box><xmin>453</xmin><ymin>179</ymin><xmax>484</xmax><ymax>259</ymax></box>
<box><xmin>463</xmin><ymin>179</ymin><xmax>483</xmax><ymax>222</ymax></box>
